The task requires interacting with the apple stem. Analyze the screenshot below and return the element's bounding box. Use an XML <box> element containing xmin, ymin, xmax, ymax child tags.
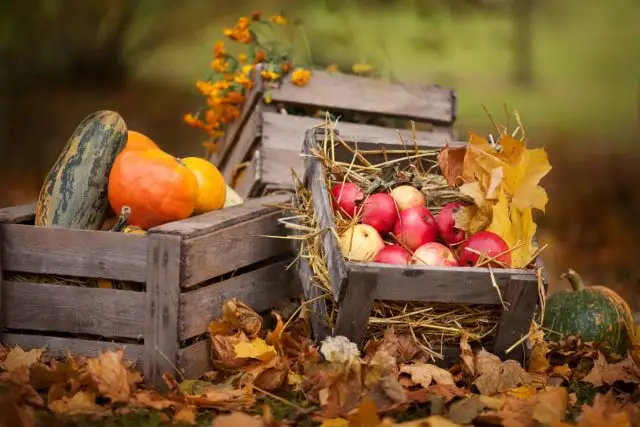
<box><xmin>561</xmin><ymin>269</ymin><xmax>585</xmax><ymax>292</ymax></box>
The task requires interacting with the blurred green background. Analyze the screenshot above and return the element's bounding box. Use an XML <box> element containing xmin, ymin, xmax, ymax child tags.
<box><xmin>0</xmin><ymin>0</ymin><xmax>638</xmax><ymax>306</ymax></box>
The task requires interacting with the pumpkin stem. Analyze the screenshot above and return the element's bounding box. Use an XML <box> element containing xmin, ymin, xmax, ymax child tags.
<box><xmin>111</xmin><ymin>205</ymin><xmax>132</xmax><ymax>232</ymax></box>
<box><xmin>561</xmin><ymin>269</ymin><xmax>585</xmax><ymax>291</ymax></box>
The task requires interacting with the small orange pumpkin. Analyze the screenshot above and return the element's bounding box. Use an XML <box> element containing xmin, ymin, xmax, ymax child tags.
<box><xmin>181</xmin><ymin>157</ymin><xmax>226</xmax><ymax>213</ymax></box>
<box><xmin>108</xmin><ymin>150</ymin><xmax>198</xmax><ymax>229</ymax></box>
<box><xmin>124</xmin><ymin>130</ymin><xmax>160</xmax><ymax>152</ymax></box>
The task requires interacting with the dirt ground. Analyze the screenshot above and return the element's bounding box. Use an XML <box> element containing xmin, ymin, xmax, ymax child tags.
<box><xmin>2</xmin><ymin>83</ymin><xmax>638</xmax><ymax>312</ymax></box>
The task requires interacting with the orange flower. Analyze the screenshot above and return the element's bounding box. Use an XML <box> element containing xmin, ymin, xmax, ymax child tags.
<box><xmin>282</xmin><ymin>61</ymin><xmax>291</xmax><ymax>74</ymax></box>
<box><xmin>352</xmin><ymin>62</ymin><xmax>373</xmax><ymax>74</ymax></box>
<box><xmin>291</xmin><ymin>68</ymin><xmax>311</xmax><ymax>86</ymax></box>
<box><xmin>241</xmin><ymin>64</ymin><xmax>254</xmax><ymax>75</ymax></box>
<box><xmin>235</xmin><ymin>73</ymin><xmax>253</xmax><ymax>89</ymax></box>
<box><xmin>237</xmin><ymin>16</ymin><xmax>250</xmax><ymax>30</ymax></box>
<box><xmin>326</xmin><ymin>64</ymin><xmax>339</xmax><ymax>73</ymax></box>
<box><xmin>271</xmin><ymin>15</ymin><xmax>287</xmax><ymax>26</ymax></box>
<box><xmin>183</xmin><ymin>113</ymin><xmax>203</xmax><ymax>128</ymax></box>
<box><xmin>213</xmin><ymin>41</ymin><xmax>225</xmax><ymax>58</ymax></box>
<box><xmin>195</xmin><ymin>81</ymin><xmax>216</xmax><ymax>96</ymax></box>
<box><xmin>238</xmin><ymin>53</ymin><xmax>248</xmax><ymax>63</ymax></box>
<box><xmin>261</xmin><ymin>70</ymin><xmax>280</xmax><ymax>81</ymax></box>
<box><xmin>225</xmin><ymin>91</ymin><xmax>245</xmax><ymax>104</ymax></box>
<box><xmin>254</xmin><ymin>50</ymin><xmax>266</xmax><ymax>64</ymax></box>
<box><xmin>210</xmin><ymin>58</ymin><xmax>229</xmax><ymax>73</ymax></box>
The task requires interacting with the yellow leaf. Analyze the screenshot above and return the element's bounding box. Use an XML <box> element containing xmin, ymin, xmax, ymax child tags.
<box><xmin>3</xmin><ymin>347</ymin><xmax>44</xmax><ymax>372</ymax></box>
<box><xmin>48</xmin><ymin>391</ymin><xmax>104</xmax><ymax>415</ymax></box>
<box><xmin>174</xmin><ymin>406</ymin><xmax>197</xmax><ymax>425</ymax></box>
<box><xmin>551</xmin><ymin>364</ymin><xmax>573</xmax><ymax>379</ymax></box>
<box><xmin>485</xmin><ymin>167</ymin><xmax>504</xmax><ymax>200</ymax></box>
<box><xmin>320</xmin><ymin>418</ymin><xmax>350</xmax><ymax>427</ymax></box>
<box><xmin>86</xmin><ymin>349</ymin><xmax>130</xmax><ymax>403</ymax></box>
<box><xmin>459</xmin><ymin>182</ymin><xmax>486</xmax><ymax>207</ymax></box>
<box><xmin>503</xmin><ymin>148</ymin><xmax>551</xmax><ymax>212</ymax></box>
<box><xmin>400</xmin><ymin>363</ymin><xmax>455</xmax><ymax>387</ymax></box>
<box><xmin>528</xmin><ymin>341</ymin><xmax>550</xmax><ymax>374</ymax></box>
<box><xmin>233</xmin><ymin>338</ymin><xmax>277</xmax><ymax>361</ymax></box>
<box><xmin>505</xmin><ymin>385</ymin><xmax>538</xmax><ymax>400</ymax></box>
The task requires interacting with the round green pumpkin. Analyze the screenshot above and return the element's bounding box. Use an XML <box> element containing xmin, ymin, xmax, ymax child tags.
<box><xmin>543</xmin><ymin>269</ymin><xmax>635</xmax><ymax>360</ymax></box>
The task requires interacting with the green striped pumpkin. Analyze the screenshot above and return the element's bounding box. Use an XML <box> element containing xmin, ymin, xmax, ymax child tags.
<box><xmin>35</xmin><ymin>110</ymin><xmax>127</xmax><ymax>229</ymax></box>
<box><xmin>543</xmin><ymin>269</ymin><xmax>635</xmax><ymax>360</ymax></box>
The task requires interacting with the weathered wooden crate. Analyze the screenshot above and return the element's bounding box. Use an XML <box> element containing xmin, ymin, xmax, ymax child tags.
<box><xmin>0</xmin><ymin>194</ymin><xmax>297</xmax><ymax>387</ymax></box>
<box><xmin>296</xmin><ymin>129</ymin><xmax>547</xmax><ymax>365</ymax></box>
<box><xmin>210</xmin><ymin>69</ymin><xmax>458</xmax><ymax>199</ymax></box>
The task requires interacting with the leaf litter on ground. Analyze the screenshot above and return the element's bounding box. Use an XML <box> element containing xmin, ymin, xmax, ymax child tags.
<box><xmin>2</xmin><ymin>297</ymin><xmax>640</xmax><ymax>427</ymax></box>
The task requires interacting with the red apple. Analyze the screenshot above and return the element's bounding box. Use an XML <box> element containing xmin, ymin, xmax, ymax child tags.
<box><xmin>458</xmin><ymin>231</ymin><xmax>511</xmax><ymax>268</ymax></box>
<box><xmin>374</xmin><ymin>245</ymin><xmax>411</xmax><ymax>265</ymax></box>
<box><xmin>331</xmin><ymin>182</ymin><xmax>363</xmax><ymax>218</ymax></box>
<box><xmin>393</xmin><ymin>206</ymin><xmax>438</xmax><ymax>251</ymax></box>
<box><xmin>361</xmin><ymin>192</ymin><xmax>398</xmax><ymax>234</ymax></box>
<box><xmin>339</xmin><ymin>224</ymin><xmax>385</xmax><ymax>262</ymax></box>
<box><xmin>412</xmin><ymin>242</ymin><xmax>459</xmax><ymax>267</ymax></box>
<box><xmin>436</xmin><ymin>202</ymin><xmax>469</xmax><ymax>246</ymax></box>
<box><xmin>390</xmin><ymin>185</ymin><xmax>426</xmax><ymax>211</ymax></box>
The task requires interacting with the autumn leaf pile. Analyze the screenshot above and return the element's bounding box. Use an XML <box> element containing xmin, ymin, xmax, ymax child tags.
<box><xmin>438</xmin><ymin>121</ymin><xmax>552</xmax><ymax>268</ymax></box>
<box><xmin>2</xmin><ymin>299</ymin><xmax>640</xmax><ymax>427</ymax></box>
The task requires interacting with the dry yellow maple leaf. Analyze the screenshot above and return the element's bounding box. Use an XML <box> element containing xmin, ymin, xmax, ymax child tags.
<box><xmin>2</xmin><ymin>347</ymin><xmax>44</xmax><ymax>372</ymax></box>
<box><xmin>400</xmin><ymin>363</ymin><xmax>455</xmax><ymax>387</ymax></box>
<box><xmin>87</xmin><ymin>349</ymin><xmax>130</xmax><ymax>403</ymax></box>
<box><xmin>234</xmin><ymin>338</ymin><xmax>277</xmax><ymax>361</ymax></box>
<box><xmin>48</xmin><ymin>391</ymin><xmax>104</xmax><ymax>415</ymax></box>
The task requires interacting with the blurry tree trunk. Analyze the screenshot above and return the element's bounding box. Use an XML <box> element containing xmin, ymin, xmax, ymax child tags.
<box><xmin>511</xmin><ymin>0</ymin><xmax>534</xmax><ymax>87</ymax></box>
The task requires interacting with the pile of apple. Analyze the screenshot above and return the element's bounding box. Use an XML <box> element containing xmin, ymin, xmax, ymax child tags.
<box><xmin>332</xmin><ymin>183</ymin><xmax>512</xmax><ymax>268</ymax></box>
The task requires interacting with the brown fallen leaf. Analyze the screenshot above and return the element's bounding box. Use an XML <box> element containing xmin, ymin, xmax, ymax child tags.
<box><xmin>348</xmin><ymin>398</ymin><xmax>380</xmax><ymax>427</ymax></box>
<box><xmin>319</xmin><ymin>419</ymin><xmax>349</xmax><ymax>427</ymax></box>
<box><xmin>48</xmin><ymin>391</ymin><xmax>105</xmax><ymax>415</ymax></box>
<box><xmin>184</xmin><ymin>385</ymin><xmax>255</xmax><ymax>410</ymax></box>
<box><xmin>459</xmin><ymin>332</ymin><xmax>475</xmax><ymax>377</ymax></box>
<box><xmin>87</xmin><ymin>349</ymin><xmax>131</xmax><ymax>403</ymax></box>
<box><xmin>2</xmin><ymin>347</ymin><xmax>44</xmax><ymax>372</ymax></box>
<box><xmin>531</xmin><ymin>387</ymin><xmax>568</xmax><ymax>425</ymax></box>
<box><xmin>437</xmin><ymin>144</ymin><xmax>466</xmax><ymax>187</ymax></box>
<box><xmin>428</xmin><ymin>384</ymin><xmax>467</xmax><ymax>403</ymax></box>
<box><xmin>551</xmin><ymin>364</ymin><xmax>573</xmax><ymax>380</ymax></box>
<box><xmin>209</xmin><ymin>299</ymin><xmax>263</xmax><ymax>339</ymax></box>
<box><xmin>575</xmin><ymin>392</ymin><xmax>632</xmax><ymax>427</ymax></box>
<box><xmin>134</xmin><ymin>390</ymin><xmax>178</xmax><ymax>410</ymax></box>
<box><xmin>0</xmin><ymin>399</ymin><xmax>36</xmax><ymax>427</ymax></box>
<box><xmin>582</xmin><ymin>352</ymin><xmax>640</xmax><ymax>387</ymax></box>
<box><xmin>211</xmin><ymin>331</ymin><xmax>252</xmax><ymax>369</ymax></box>
<box><xmin>210</xmin><ymin>411</ymin><xmax>266</xmax><ymax>427</ymax></box>
<box><xmin>474</xmin><ymin>350</ymin><xmax>532</xmax><ymax>396</ymax></box>
<box><xmin>447</xmin><ymin>395</ymin><xmax>486</xmax><ymax>424</ymax></box>
<box><xmin>400</xmin><ymin>363</ymin><xmax>455</xmax><ymax>388</ymax></box>
<box><xmin>528</xmin><ymin>340</ymin><xmax>551</xmax><ymax>374</ymax></box>
<box><xmin>393</xmin><ymin>415</ymin><xmax>462</xmax><ymax>426</ymax></box>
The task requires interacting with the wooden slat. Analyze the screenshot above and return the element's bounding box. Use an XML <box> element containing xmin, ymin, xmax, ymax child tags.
<box><xmin>177</xmin><ymin>340</ymin><xmax>210</xmax><ymax>380</ymax></box>
<box><xmin>335</xmin><ymin>269</ymin><xmax>377</xmax><ymax>348</ymax></box>
<box><xmin>212</xmin><ymin>68</ymin><xmax>264</xmax><ymax>168</ymax></box>
<box><xmin>3</xmin><ymin>281</ymin><xmax>145</xmax><ymax>338</ymax></box>
<box><xmin>221</xmin><ymin>109</ymin><xmax>262</xmax><ymax>184</ymax></box>
<box><xmin>0</xmin><ymin>203</ymin><xmax>36</xmax><ymax>224</ymax></box>
<box><xmin>269</xmin><ymin>70</ymin><xmax>455</xmax><ymax>125</ymax></box>
<box><xmin>181</xmin><ymin>211</ymin><xmax>291</xmax><ymax>288</ymax></box>
<box><xmin>179</xmin><ymin>260</ymin><xmax>294</xmax><ymax>340</ymax></box>
<box><xmin>302</xmin><ymin>130</ymin><xmax>349</xmax><ymax>300</ymax></box>
<box><xmin>234</xmin><ymin>152</ymin><xmax>261</xmax><ymax>199</ymax></box>
<box><xmin>348</xmin><ymin>262</ymin><xmax>537</xmax><ymax>305</ymax></box>
<box><xmin>1</xmin><ymin>333</ymin><xmax>144</xmax><ymax>367</ymax></box>
<box><xmin>149</xmin><ymin>194</ymin><xmax>290</xmax><ymax>239</ymax></box>
<box><xmin>144</xmin><ymin>234</ymin><xmax>181</xmax><ymax>389</ymax></box>
<box><xmin>0</xmin><ymin>224</ymin><xmax>148</xmax><ymax>281</ymax></box>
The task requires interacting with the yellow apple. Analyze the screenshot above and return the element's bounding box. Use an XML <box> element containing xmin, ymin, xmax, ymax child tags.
<box><xmin>339</xmin><ymin>224</ymin><xmax>385</xmax><ymax>262</ymax></box>
<box><xmin>390</xmin><ymin>185</ymin><xmax>425</xmax><ymax>211</ymax></box>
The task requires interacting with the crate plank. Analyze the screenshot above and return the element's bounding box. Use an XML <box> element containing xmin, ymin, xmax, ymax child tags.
<box><xmin>335</xmin><ymin>269</ymin><xmax>378</xmax><ymax>347</ymax></box>
<box><xmin>347</xmin><ymin>263</ymin><xmax>535</xmax><ymax>305</ymax></box>
<box><xmin>212</xmin><ymin>69</ymin><xmax>264</xmax><ymax>168</ymax></box>
<box><xmin>181</xmin><ymin>211</ymin><xmax>291</xmax><ymax>287</ymax></box>
<box><xmin>179</xmin><ymin>260</ymin><xmax>294</xmax><ymax>340</ymax></box>
<box><xmin>493</xmin><ymin>276</ymin><xmax>539</xmax><ymax>361</ymax></box>
<box><xmin>149</xmin><ymin>194</ymin><xmax>290</xmax><ymax>239</ymax></box>
<box><xmin>144</xmin><ymin>234</ymin><xmax>181</xmax><ymax>388</ymax></box>
<box><xmin>1</xmin><ymin>333</ymin><xmax>145</xmax><ymax>366</ymax></box>
<box><xmin>0</xmin><ymin>203</ymin><xmax>36</xmax><ymax>224</ymax></box>
<box><xmin>0</xmin><ymin>224</ymin><xmax>148</xmax><ymax>281</ymax></box>
<box><xmin>234</xmin><ymin>151</ymin><xmax>261</xmax><ymax>199</ymax></box>
<box><xmin>177</xmin><ymin>340</ymin><xmax>209</xmax><ymax>380</ymax></box>
<box><xmin>222</xmin><ymin>109</ymin><xmax>262</xmax><ymax>184</ymax></box>
<box><xmin>302</xmin><ymin>130</ymin><xmax>348</xmax><ymax>300</ymax></box>
<box><xmin>3</xmin><ymin>281</ymin><xmax>145</xmax><ymax>339</ymax></box>
<box><xmin>269</xmin><ymin>70</ymin><xmax>455</xmax><ymax>125</ymax></box>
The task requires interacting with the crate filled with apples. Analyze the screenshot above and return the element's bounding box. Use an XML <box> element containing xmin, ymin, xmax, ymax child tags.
<box><xmin>289</xmin><ymin>115</ymin><xmax>550</xmax><ymax>365</ymax></box>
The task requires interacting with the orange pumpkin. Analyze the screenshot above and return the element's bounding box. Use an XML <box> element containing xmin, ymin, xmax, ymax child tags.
<box><xmin>181</xmin><ymin>157</ymin><xmax>226</xmax><ymax>213</ymax></box>
<box><xmin>124</xmin><ymin>130</ymin><xmax>160</xmax><ymax>151</ymax></box>
<box><xmin>108</xmin><ymin>150</ymin><xmax>198</xmax><ymax>229</ymax></box>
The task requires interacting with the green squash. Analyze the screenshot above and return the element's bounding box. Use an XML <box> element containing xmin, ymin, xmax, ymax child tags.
<box><xmin>35</xmin><ymin>111</ymin><xmax>127</xmax><ymax>229</ymax></box>
<box><xmin>543</xmin><ymin>269</ymin><xmax>636</xmax><ymax>360</ymax></box>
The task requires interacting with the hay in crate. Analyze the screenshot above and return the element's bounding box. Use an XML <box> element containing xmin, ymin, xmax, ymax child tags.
<box><xmin>276</xmin><ymin>119</ymin><xmax>525</xmax><ymax>358</ymax></box>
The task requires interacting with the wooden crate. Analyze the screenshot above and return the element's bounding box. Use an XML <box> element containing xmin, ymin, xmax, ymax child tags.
<box><xmin>210</xmin><ymin>69</ymin><xmax>458</xmax><ymax>199</ymax></box>
<box><xmin>0</xmin><ymin>194</ymin><xmax>298</xmax><ymax>387</ymax></box>
<box><xmin>295</xmin><ymin>129</ymin><xmax>547</xmax><ymax>365</ymax></box>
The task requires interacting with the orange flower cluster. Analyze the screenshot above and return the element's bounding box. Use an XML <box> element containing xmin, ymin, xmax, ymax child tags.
<box><xmin>184</xmin><ymin>13</ymin><xmax>312</xmax><ymax>155</ymax></box>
